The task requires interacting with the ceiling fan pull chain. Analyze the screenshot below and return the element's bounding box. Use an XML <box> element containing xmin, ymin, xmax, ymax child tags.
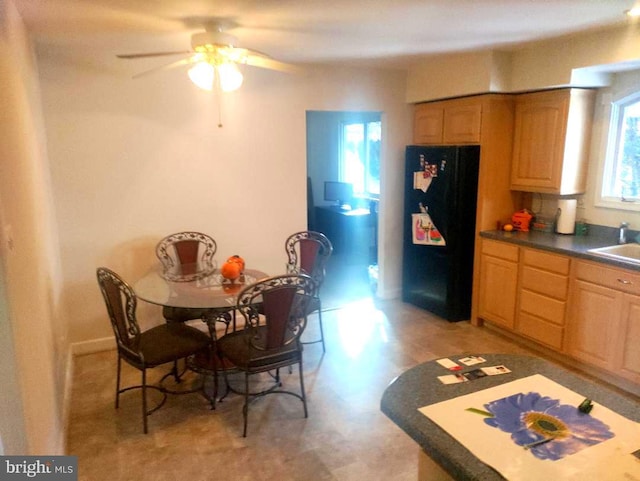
<box><xmin>216</xmin><ymin>83</ymin><xmax>223</xmax><ymax>128</ymax></box>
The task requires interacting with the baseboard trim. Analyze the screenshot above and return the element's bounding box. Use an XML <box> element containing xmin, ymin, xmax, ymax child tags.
<box><xmin>71</xmin><ymin>337</ymin><xmax>114</xmax><ymax>356</ymax></box>
<box><xmin>60</xmin><ymin>349</ymin><xmax>74</xmax><ymax>454</ymax></box>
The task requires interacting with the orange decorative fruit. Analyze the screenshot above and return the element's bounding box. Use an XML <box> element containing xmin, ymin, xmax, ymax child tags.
<box><xmin>226</xmin><ymin>255</ymin><xmax>245</xmax><ymax>272</ymax></box>
<box><xmin>221</xmin><ymin>260</ymin><xmax>241</xmax><ymax>280</ymax></box>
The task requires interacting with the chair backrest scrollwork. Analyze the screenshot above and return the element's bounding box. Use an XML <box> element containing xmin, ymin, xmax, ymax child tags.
<box><xmin>285</xmin><ymin>231</ymin><xmax>333</xmax><ymax>293</ymax></box>
<box><xmin>236</xmin><ymin>274</ymin><xmax>315</xmax><ymax>352</ymax></box>
<box><xmin>96</xmin><ymin>267</ymin><xmax>141</xmax><ymax>355</ymax></box>
<box><xmin>155</xmin><ymin>231</ymin><xmax>217</xmax><ymax>281</ymax></box>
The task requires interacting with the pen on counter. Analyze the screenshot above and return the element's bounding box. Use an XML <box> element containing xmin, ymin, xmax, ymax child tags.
<box><xmin>578</xmin><ymin>398</ymin><xmax>594</xmax><ymax>414</ymax></box>
<box><xmin>523</xmin><ymin>437</ymin><xmax>554</xmax><ymax>450</ymax></box>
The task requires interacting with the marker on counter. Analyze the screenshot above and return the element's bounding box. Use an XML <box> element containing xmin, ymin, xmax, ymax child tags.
<box><xmin>578</xmin><ymin>398</ymin><xmax>594</xmax><ymax>414</ymax></box>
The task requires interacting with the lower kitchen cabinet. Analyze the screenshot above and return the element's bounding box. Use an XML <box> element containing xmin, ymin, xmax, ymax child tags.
<box><xmin>478</xmin><ymin>239</ymin><xmax>519</xmax><ymax>329</ymax></box>
<box><xmin>567</xmin><ymin>259</ymin><xmax>640</xmax><ymax>383</ymax></box>
<box><xmin>566</xmin><ymin>278</ymin><xmax>621</xmax><ymax>371</ymax></box>
<box><xmin>517</xmin><ymin>248</ymin><xmax>569</xmax><ymax>349</ymax></box>
<box><xmin>616</xmin><ymin>294</ymin><xmax>640</xmax><ymax>384</ymax></box>
<box><xmin>478</xmin><ymin>239</ymin><xmax>640</xmax><ymax>390</ymax></box>
<box><xmin>478</xmin><ymin>240</ymin><xmax>569</xmax><ymax>348</ymax></box>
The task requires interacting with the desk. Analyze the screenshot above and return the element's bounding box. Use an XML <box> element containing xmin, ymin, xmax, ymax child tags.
<box><xmin>314</xmin><ymin>205</ymin><xmax>371</xmax><ymax>257</ymax></box>
<box><xmin>381</xmin><ymin>354</ymin><xmax>640</xmax><ymax>481</ymax></box>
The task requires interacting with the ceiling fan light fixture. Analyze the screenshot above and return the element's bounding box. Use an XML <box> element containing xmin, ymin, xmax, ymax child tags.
<box><xmin>188</xmin><ymin>61</ymin><xmax>215</xmax><ymax>91</ymax></box>
<box><xmin>118</xmin><ymin>21</ymin><xmax>297</xmax><ymax>93</ymax></box>
<box><xmin>191</xmin><ymin>31</ymin><xmax>238</xmax><ymax>50</ymax></box>
<box><xmin>626</xmin><ymin>6</ymin><xmax>640</xmax><ymax>16</ymax></box>
<box><xmin>217</xmin><ymin>62</ymin><xmax>244</xmax><ymax>92</ymax></box>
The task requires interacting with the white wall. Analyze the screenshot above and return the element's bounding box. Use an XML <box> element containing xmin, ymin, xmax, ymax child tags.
<box><xmin>306</xmin><ymin>111</ymin><xmax>341</xmax><ymax>208</ymax></box>
<box><xmin>0</xmin><ymin>250</ymin><xmax>26</xmax><ymax>455</ymax></box>
<box><xmin>406</xmin><ymin>50</ymin><xmax>500</xmax><ymax>103</ymax></box>
<box><xmin>510</xmin><ymin>23</ymin><xmax>640</xmax><ymax>92</ymax></box>
<box><xmin>0</xmin><ymin>0</ymin><xmax>67</xmax><ymax>455</ymax></box>
<box><xmin>37</xmin><ymin>48</ymin><xmax>411</xmax><ymax>348</ymax></box>
<box><xmin>407</xmin><ymin>23</ymin><xmax>640</xmax><ymax>103</ymax></box>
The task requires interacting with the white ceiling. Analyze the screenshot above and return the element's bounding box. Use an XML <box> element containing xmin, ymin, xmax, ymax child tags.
<box><xmin>13</xmin><ymin>0</ymin><xmax>639</xmax><ymax>69</ymax></box>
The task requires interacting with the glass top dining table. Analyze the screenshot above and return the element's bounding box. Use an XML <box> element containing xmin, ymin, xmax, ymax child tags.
<box><xmin>134</xmin><ymin>263</ymin><xmax>270</xmax><ymax>405</ymax></box>
<box><xmin>134</xmin><ymin>263</ymin><xmax>269</xmax><ymax>310</ymax></box>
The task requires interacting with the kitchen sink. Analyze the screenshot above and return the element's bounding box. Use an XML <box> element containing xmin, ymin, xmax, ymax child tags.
<box><xmin>587</xmin><ymin>243</ymin><xmax>640</xmax><ymax>264</ymax></box>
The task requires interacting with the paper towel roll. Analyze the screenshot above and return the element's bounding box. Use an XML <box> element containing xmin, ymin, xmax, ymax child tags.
<box><xmin>556</xmin><ymin>199</ymin><xmax>577</xmax><ymax>234</ymax></box>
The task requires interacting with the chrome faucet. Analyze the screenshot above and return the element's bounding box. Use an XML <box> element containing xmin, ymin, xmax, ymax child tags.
<box><xmin>619</xmin><ymin>222</ymin><xmax>629</xmax><ymax>244</ymax></box>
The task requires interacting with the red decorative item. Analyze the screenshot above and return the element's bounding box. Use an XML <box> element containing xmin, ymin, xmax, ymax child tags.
<box><xmin>511</xmin><ymin>210</ymin><xmax>533</xmax><ymax>232</ymax></box>
<box><xmin>221</xmin><ymin>261</ymin><xmax>242</xmax><ymax>281</ymax></box>
<box><xmin>226</xmin><ymin>255</ymin><xmax>245</xmax><ymax>272</ymax></box>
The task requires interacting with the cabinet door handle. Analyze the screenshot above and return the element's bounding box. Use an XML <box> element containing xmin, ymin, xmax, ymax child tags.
<box><xmin>617</xmin><ymin>278</ymin><xmax>633</xmax><ymax>285</ymax></box>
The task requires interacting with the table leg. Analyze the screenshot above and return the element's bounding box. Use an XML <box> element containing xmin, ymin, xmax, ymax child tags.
<box><xmin>198</xmin><ymin>308</ymin><xmax>234</xmax><ymax>408</ymax></box>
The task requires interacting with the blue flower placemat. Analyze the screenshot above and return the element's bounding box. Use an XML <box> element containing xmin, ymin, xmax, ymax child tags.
<box><xmin>419</xmin><ymin>374</ymin><xmax>640</xmax><ymax>480</ymax></box>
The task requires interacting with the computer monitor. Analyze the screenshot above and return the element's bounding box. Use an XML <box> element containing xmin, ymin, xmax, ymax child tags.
<box><xmin>324</xmin><ymin>181</ymin><xmax>353</xmax><ymax>208</ymax></box>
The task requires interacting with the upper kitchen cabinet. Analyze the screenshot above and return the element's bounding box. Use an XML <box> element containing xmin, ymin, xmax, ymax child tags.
<box><xmin>510</xmin><ymin>88</ymin><xmax>596</xmax><ymax>195</ymax></box>
<box><xmin>413</xmin><ymin>97</ymin><xmax>482</xmax><ymax>145</ymax></box>
<box><xmin>413</xmin><ymin>102</ymin><xmax>444</xmax><ymax>144</ymax></box>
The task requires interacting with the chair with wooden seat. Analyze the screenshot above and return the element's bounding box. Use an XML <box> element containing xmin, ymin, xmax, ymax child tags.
<box><xmin>216</xmin><ymin>273</ymin><xmax>315</xmax><ymax>437</ymax></box>
<box><xmin>285</xmin><ymin>230</ymin><xmax>333</xmax><ymax>352</ymax></box>
<box><xmin>96</xmin><ymin>267</ymin><xmax>212</xmax><ymax>433</ymax></box>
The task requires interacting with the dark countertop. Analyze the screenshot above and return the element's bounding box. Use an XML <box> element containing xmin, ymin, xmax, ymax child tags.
<box><xmin>480</xmin><ymin>225</ymin><xmax>640</xmax><ymax>272</ymax></box>
<box><xmin>380</xmin><ymin>353</ymin><xmax>640</xmax><ymax>481</ymax></box>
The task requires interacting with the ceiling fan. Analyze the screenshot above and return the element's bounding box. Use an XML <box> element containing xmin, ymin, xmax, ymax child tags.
<box><xmin>117</xmin><ymin>21</ymin><xmax>299</xmax><ymax>92</ymax></box>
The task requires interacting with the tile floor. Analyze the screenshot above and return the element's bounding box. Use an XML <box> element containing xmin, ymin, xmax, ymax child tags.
<box><xmin>68</xmin><ymin>291</ymin><xmax>542</xmax><ymax>481</ymax></box>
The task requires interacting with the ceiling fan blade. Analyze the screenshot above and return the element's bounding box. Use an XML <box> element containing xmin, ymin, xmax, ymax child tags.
<box><xmin>132</xmin><ymin>55</ymin><xmax>197</xmax><ymax>79</ymax></box>
<box><xmin>243</xmin><ymin>55</ymin><xmax>301</xmax><ymax>74</ymax></box>
<box><xmin>117</xmin><ymin>51</ymin><xmax>191</xmax><ymax>59</ymax></box>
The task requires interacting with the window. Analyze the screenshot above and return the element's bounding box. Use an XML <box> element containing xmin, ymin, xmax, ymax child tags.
<box><xmin>340</xmin><ymin>120</ymin><xmax>381</xmax><ymax>198</ymax></box>
<box><xmin>601</xmin><ymin>91</ymin><xmax>640</xmax><ymax>205</ymax></box>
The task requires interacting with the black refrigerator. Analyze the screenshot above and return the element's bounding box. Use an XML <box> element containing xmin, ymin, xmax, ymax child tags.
<box><xmin>402</xmin><ymin>145</ymin><xmax>480</xmax><ymax>321</ymax></box>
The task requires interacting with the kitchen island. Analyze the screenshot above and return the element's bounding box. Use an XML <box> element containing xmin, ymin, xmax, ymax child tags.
<box><xmin>381</xmin><ymin>353</ymin><xmax>640</xmax><ymax>481</ymax></box>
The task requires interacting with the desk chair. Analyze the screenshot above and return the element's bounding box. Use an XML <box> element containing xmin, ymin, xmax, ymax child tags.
<box><xmin>216</xmin><ymin>274</ymin><xmax>315</xmax><ymax>437</ymax></box>
<box><xmin>96</xmin><ymin>267</ymin><xmax>211</xmax><ymax>433</ymax></box>
<box><xmin>285</xmin><ymin>231</ymin><xmax>333</xmax><ymax>352</ymax></box>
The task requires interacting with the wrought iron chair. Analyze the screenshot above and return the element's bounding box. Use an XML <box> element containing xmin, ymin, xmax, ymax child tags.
<box><xmin>285</xmin><ymin>230</ymin><xmax>333</xmax><ymax>352</ymax></box>
<box><xmin>96</xmin><ymin>267</ymin><xmax>212</xmax><ymax>433</ymax></box>
<box><xmin>155</xmin><ymin>232</ymin><xmax>237</xmax><ymax>401</ymax></box>
<box><xmin>216</xmin><ymin>273</ymin><xmax>315</xmax><ymax>437</ymax></box>
<box><xmin>155</xmin><ymin>231</ymin><xmax>217</xmax><ymax>274</ymax></box>
<box><xmin>155</xmin><ymin>231</ymin><xmax>218</xmax><ymax>323</ymax></box>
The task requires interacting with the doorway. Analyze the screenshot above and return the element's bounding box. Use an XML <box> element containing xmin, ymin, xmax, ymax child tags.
<box><xmin>306</xmin><ymin>110</ymin><xmax>381</xmax><ymax>309</ymax></box>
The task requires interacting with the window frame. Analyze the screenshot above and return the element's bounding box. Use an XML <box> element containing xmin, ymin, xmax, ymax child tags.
<box><xmin>596</xmin><ymin>89</ymin><xmax>640</xmax><ymax>212</ymax></box>
<box><xmin>338</xmin><ymin>119</ymin><xmax>381</xmax><ymax>200</ymax></box>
